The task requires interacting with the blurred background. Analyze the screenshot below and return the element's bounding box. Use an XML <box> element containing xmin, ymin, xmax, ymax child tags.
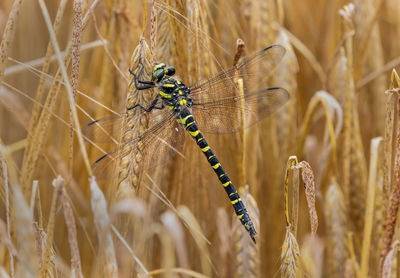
<box><xmin>0</xmin><ymin>0</ymin><xmax>399</xmax><ymax>277</ymax></box>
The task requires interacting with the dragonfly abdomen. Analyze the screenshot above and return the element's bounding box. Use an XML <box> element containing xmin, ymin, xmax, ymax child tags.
<box><xmin>176</xmin><ymin>110</ymin><xmax>257</xmax><ymax>242</ymax></box>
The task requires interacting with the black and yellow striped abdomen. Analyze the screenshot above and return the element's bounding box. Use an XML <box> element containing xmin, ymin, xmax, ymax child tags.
<box><xmin>176</xmin><ymin>109</ymin><xmax>256</xmax><ymax>242</ymax></box>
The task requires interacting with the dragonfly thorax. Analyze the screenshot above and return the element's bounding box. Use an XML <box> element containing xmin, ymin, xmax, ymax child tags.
<box><xmin>157</xmin><ymin>76</ymin><xmax>192</xmax><ymax>111</ymax></box>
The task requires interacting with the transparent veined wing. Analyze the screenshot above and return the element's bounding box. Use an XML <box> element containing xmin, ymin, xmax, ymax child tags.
<box><xmin>189</xmin><ymin>45</ymin><xmax>285</xmax><ymax>100</ymax></box>
<box><xmin>82</xmin><ymin>113</ymin><xmax>127</xmax><ymax>144</ymax></box>
<box><xmin>188</xmin><ymin>45</ymin><xmax>289</xmax><ymax>133</ymax></box>
<box><xmin>83</xmin><ymin>107</ymin><xmax>186</xmax><ymax>179</ymax></box>
<box><xmin>190</xmin><ymin>87</ymin><xmax>289</xmax><ymax>133</ymax></box>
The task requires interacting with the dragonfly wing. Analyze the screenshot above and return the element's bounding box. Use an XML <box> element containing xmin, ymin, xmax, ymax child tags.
<box><xmin>82</xmin><ymin>113</ymin><xmax>127</xmax><ymax>144</ymax></box>
<box><xmin>189</xmin><ymin>45</ymin><xmax>286</xmax><ymax>98</ymax></box>
<box><xmin>90</xmin><ymin>109</ymin><xmax>185</xmax><ymax>180</ymax></box>
<box><xmin>142</xmin><ymin>115</ymin><xmax>186</xmax><ymax>170</ymax></box>
<box><xmin>191</xmin><ymin>87</ymin><xmax>289</xmax><ymax>134</ymax></box>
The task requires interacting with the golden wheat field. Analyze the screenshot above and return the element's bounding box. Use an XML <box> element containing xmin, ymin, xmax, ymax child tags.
<box><xmin>0</xmin><ymin>0</ymin><xmax>399</xmax><ymax>277</ymax></box>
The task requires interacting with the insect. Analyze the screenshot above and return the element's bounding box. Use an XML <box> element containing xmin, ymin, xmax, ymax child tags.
<box><xmin>86</xmin><ymin>45</ymin><xmax>289</xmax><ymax>243</ymax></box>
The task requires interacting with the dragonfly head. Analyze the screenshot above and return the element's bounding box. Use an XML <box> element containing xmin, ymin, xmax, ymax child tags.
<box><xmin>152</xmin><ymin>63</ymin><xmax>176</xmax><ymax>82</ymax></box>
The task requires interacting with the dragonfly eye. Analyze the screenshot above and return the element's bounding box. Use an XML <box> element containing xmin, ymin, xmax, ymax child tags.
<box><xmin>152</xmin><ymin>68</ymin><xmax>165</xmax><ymax>81</ymax></box>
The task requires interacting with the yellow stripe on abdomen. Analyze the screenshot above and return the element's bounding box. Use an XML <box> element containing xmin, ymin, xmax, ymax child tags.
<box><xmin>189</xmin><ymin>130</ymin><xmax>200</xmax><ymax>137</ymax></box>
<box><xmin>231</xmin><ymin>198</ymin><xmax>241</xmax><ymax>205</ymax></box>
<box><xmin>212</xmin><ymin>163</ymin><xmax>221</xmax><ymax>169</ymax></box>
<box><xmin>223</xmin><ymin>181</ymin><xmax>231</xmax><ymax>187</ymax></box>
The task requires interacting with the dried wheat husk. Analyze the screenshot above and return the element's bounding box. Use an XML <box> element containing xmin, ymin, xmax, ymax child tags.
<box><xmin>90</xmin><ymin>177</ymin><xmax>118</xmax><ymax>277</ymax></box>
<box><xmin>0</xmin><ymin>155</ymin><xmax>14</xmax><ymax>277</ymax></box>
<box><xmin>280</xmin><ymin>225</ymin><xmax>302</xmax><ymax>278</ymax></box>
<box><xmin>336</xmin><ymin>5</ymin><xmax>368</xmax><ymax>239</ymax></box>
<box><xmin>39</xmin><ymin>176</ymin><xmax>63</xmax><ymax>278</ymax></box>
<box><xmin>61</xmin><ymin>190</ymin><xmax>83</xmax><ymax>278</ymax></box>
<box><xmin>116</xmin><ymin>38</ymin><xmax>154</xmax><ymax>196</ymax></box>
<box><xmin>216</xmin><ymin>208</ymin><xmax>232</xmax><ymax>278</ymax></box>
<box><xmin>0</xmin><ymin>0</ymin><xmax>24</xmax><ymax>81</ymax></box>
<box><xmin>353</xmin><ymin>0</ymin><xmax>386</xmax><ymax>138</ymax></box>
<box><xmin>324</xmin><ymin>180</ymin><xmax>348</xmax><ymax>278</ymax></box>
<box><xmin>380</xmin><ymin>74</ymin><xmax>400</xmax><ymax>274</ymax></box>
<box><xmin>13</xmin><ymin>184</ymin><xmax>38</xmax><ymax>278</ymax></box>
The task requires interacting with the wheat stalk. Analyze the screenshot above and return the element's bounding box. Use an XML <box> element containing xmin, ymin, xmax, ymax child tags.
<box><xmin>27</xmin><ymin>0</ymin><xmax>67</xmax><ymax>149</ymax></box>
<box><xmin>177</xmin><ymin>205</ymin><xmax>212</xmax><ymax>277</ymax></box>
<box><xmin>359</xmin><ymin>137</ymin><xmax>382</xmax><ymax>277</ymax></box>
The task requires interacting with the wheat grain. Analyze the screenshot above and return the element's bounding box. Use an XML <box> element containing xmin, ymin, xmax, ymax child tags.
<box><xmin>380</xmin><ymin>87</ymin><xmax>400</xmax><ymax>273</ymax></box>
<box><xmin>0</xmin><ymin>156</ymin><xmax>14</xmax><ymax>278</ymax></box>
<box><xmin>381</xmin><ymin>241</ymin><xmax>400</xmax><ymax>278</ymax></box>
<box><xmin>216</xmin><ymin>208</ymin><xmax>232</xmax><ymax>278</ymax></box>
<box><xmin>160</xmin><ymin>210</ymin><xmax>189</xmax><ymax>269</ymax></box>
<box><xmin>325</xmin><ymin>181</ymin><xmax>348</xmax><ymax>277</ymax></box>
<box><xmin>90</xmin><ymin>177</ymin><xmax>118</xmax><ymax>277</ymax></box>
<box><xmin>340</xmin><ymin>4</ymin><xmax>368</xmax><ymax>237</ymax></box>
<box><xmin>68</xmin><ymin>0</ymin><xmax>83</xmax><ymax>171</ymax></box>
<box><xmin>39</xmin><ymin>176</ymin><xmax>63</xmax><ymax>278</ymax></box>
<box><xmin>280</xmin><ymin>226</ymin><xmax>301</xmax><ymax>278</ymax></box>
<box><xmin>61</xmin><ymin>191</ymin><xmax>83</xmax><ymax>278</ymax></box>
<box><xmin>0</xmin><ymin>0</ymin><xmax>23</xmax><ymax>81</ymax></box>
<box><xmin>353</xmin><ymin>0</ymin><xmax>386</xmax><ymax>138</ymax></box>
<box><xmin>12</xmin><ymin>184</ymin><xmax>37</xmax><ymax>278</ymax></box>
<box><xmin>116</xmin><ymin>38</ymin><xmax>153</xmax><ymax>195</ymax></box>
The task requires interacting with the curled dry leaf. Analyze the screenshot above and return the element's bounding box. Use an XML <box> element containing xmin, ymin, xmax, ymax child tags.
<box><xmin>293</xmin><ymin>161</ymin><xmax>318</xmax><ymax>235</ymax></box>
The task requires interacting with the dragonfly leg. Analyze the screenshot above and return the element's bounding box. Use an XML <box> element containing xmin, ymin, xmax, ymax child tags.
<box><xmin>129</xmin><ymin>68</ymin><xmax>154</xmax><ymax>85</ymax></box>
<box><xmin>129</xmin><ymin>63</ymin><xmax>155</xmax><ymax>90</ymax></box>
<box><xmin>127</xmin><ymin>96</ymin><xmax>164</xmax><ymax>112</ymax></box>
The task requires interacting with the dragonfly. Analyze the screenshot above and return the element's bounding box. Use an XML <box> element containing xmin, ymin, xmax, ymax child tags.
<box><xmin>85</xmin><ymin>45</ymin><xmax>290</xmax><ymax>243</ymax></box>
